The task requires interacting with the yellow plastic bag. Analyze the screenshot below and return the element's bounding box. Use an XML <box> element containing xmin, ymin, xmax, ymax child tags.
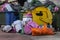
<box><xmin>32</xmin><ymin>6</ymin><xmax>53</xmax><ymax>25</ymax></box>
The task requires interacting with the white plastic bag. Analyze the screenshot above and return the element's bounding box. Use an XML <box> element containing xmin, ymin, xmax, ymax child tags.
<box><xmin>27</xmin><ymin>0</ymin><xmax>32</xmax><ymax>3</ymax></box>
<box><xmin>39</xmin><ymin>0</ymin><xmax>46</xmax><ymax>4</ymax></box>
<box><xmin>5</xmin><ymin>3</ymin><xmax>13</xmax><ymax>11</ymax></box>
<box><xmin>3</xmin><ymin>25</ymin><xmax>12</xmax><ymax>32</ymax></box>
<box><xmin>12</xmin><ymin>20</ymin><xmax>23</xmax><ymax>32</ymax></box>
<box><xmin>23</xmin><ymin>17</ymin><xmax>32</xmax><ymax>25</ymax></box>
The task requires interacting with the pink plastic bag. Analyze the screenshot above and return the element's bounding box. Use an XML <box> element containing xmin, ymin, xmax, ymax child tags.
<box><xmin>26</xmin><ymin>13</ymin><xmax>32</xmax><ymax>18</ymax></box>
<box><xmin>54</xmin><ymin>6</ymin><xmax>59</xmax><ymax>12</ymax></box>
<box><xmin>9</xmin><ymin>27</ymin><xmax>16</xmax><ymax>33</ymax></box>
<box><xmin>28</xmin><ymin>21</ymin><xmax>39</xmax><ymax>28</ymax></box>
<box><xmin>24</xmin><ymin>20</ymin><xmax>39</xmax><ymax>34</ymax></box>
<box><xmin>24</xmin><ymin>24</ymin><xmax>32</xmax><ymax>34</ymax></box>
<box><xmin>0</xmin><ymin>5</ymin><xmax>5</xmax><ymax>12</ymax></box>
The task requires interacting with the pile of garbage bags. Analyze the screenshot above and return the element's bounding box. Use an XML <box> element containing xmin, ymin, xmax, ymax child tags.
<box><xmin>2</xmin><ymin>20</ymin><xmax>54</xmax><ymax>36</ymax></box>
<box><xmin>2</xmin><ymin>9</ymin><xmax>54</xmax><ymax>36</ymax></box>
<box><xmin>0</xmin><ymin>0</ymin><xmax>59</xmax><ymax>36</ymax></box>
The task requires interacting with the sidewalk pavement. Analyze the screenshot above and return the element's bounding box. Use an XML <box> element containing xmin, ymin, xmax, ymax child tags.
<box><xmin>0</xmin><ymin>30</ymin><xmax>60</xmax><ymax>40</ymax></box>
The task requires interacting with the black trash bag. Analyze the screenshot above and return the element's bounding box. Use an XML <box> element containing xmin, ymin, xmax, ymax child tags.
<box><xmin>10</xmin><ymin>3</ymin><xmax>22</xmax><ymax>12</ymax></box>
<box><xmin>30</xmin><ymin>0</ymin><xmax>42</xmax><ymax>7</ymax></box>
<box><xmin>44</xmin><ymin>1</ymin><xmax>56</xmax><ymax>7</ymax></box>
<box><xmin>17</xmin><ymin>0</ymin><xmax>27</xmax><ymax>6</ymax></box>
